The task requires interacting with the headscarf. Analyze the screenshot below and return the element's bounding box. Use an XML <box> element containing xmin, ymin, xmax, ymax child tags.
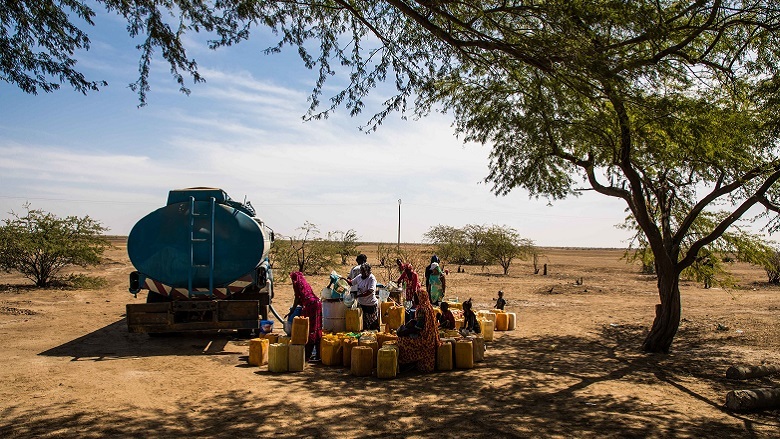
<box><xmin>396</xmin><ymin>262</ymin><xmax>421</xmax><ymax>305</ymax></box>
<box><xmin>397</xmin><ymin>284</ymin><xmax>441</xmax><ymax>372</ymax></box>
<box><xmin>290</xmin><ymin>272</ymin><xmax>316</xmax><ymax>304</ymax></box>
<box><xmin>289</xmin><ymin>272</ymin><xmax>322</xmax><ymax>345</ymax></box>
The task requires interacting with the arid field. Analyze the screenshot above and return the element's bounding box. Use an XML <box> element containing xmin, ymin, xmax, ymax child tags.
<box><xmin>1</xmin><ymin>240</ymin><xmax>778</xmax><ymax>438</ymax></box>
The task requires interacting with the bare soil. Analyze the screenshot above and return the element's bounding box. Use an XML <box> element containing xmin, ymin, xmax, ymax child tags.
<box><xmin>1</xmin><ymin>241</ymin><xmax>778</xmax><ymax>438</ymax></box>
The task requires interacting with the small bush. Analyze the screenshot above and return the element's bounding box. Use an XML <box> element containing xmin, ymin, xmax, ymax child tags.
<box><xmin>54</xmin><ymin>274</ymin><xmax>109</xmax><ymax>290</ymax></box>
<box><xmin>764</xmin><ymin>251</ymin><xmax>780</xmax><ymax>284</ymax></box>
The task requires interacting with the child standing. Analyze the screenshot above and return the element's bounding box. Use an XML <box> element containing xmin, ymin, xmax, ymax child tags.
<box><xmin>494</xmin><ymin>290</ymin><xmax>506</xmax><ymax>310</ymax></box>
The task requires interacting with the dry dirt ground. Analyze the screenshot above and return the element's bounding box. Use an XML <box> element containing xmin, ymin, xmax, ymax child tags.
<box><xmin>1</xmin><ymin>241</ymin><xmax>779</xmax><ymax>438</ymax></box>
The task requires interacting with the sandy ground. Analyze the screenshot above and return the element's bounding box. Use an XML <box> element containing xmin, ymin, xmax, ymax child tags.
<box><xmin>1</xmin><ymin>242</ymin><xmax>779</xmax><ymax>438</ymax></box>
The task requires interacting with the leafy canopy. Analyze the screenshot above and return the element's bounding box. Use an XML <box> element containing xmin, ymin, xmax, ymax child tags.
<box><xmin>0</xmin><ymin>206</ymin><xmax>110</xmax><ymax>287</ymax></box>
<box><xmin>424</xmin><ymin>223</ymin><xmax>535</xmax><ymax>274</ymax></box>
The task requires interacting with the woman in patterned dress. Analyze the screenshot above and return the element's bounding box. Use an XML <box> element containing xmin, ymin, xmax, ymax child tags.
<box><xmin>397</xmin><ymin>284</ymin><xmax>441</xmax><ymax>373</ymax></box>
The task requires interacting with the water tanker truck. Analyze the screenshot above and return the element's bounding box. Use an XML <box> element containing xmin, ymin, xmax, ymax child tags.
<box><xmin>126</xmin><ymin>187</ymin><xmax>276</xmax><ymax>334</ymax></box>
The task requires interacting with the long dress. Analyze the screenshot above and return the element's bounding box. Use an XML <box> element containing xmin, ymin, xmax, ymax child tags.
<box><xmin>397</xmin><ymin>287</ymin><xmax>441</xmax><ymax>372</ymax></box>
<box><xmin>290</xmin><ymin>272</ymin><xmax>323</xmax><ymax>347</ymax></box>
<box><xmin>396</xmin><ymin>263</ymin><xmax>421</xmax><ymax>307</ymax></box>
<box><xmin>428</xmin><ymin>272</ymin><xmax>444</xmax><ymax>305</ymax></box>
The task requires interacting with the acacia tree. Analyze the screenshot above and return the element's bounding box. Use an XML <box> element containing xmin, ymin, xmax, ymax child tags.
<box><xmin>425</xmin><ymin>223</ymin><xmax>534</xmax><ymax>274</ymax></box>
<box><xmin>270</xmin><ymin>222</ymin><xmax>334</xmax><ymax>279</ymax></box>
<box><xmin>763</xmin><ymin>251</ymin><xmax>780</xmax><ymax>284</ymax></box>
<box><xmin>329</xmin><ymin>229</ymin><xmax>360</xmax><ymax>265</ymax></box>
<box><xmin>8</xmin><ymin>2</ymin><xmax>780</xmax><ymax>353</ymax></box>
<box><xmin>423</xmin><ymin>225</ymin><xmax>469</xmax><ymax>264</ymax></box>
<box><xmin>483</xmin><ymin>225</ymin><xmax>535</xmax><ymax>275</ymax></box>
<box><xmin>424</xmin><ymin>224</ymin><xmax>489</xmax><ymax>265</ymax></box>
<box><xmin>0</xmin><ymin>207</ymin><xmax>109</xmax><ymax>287</ymax></box>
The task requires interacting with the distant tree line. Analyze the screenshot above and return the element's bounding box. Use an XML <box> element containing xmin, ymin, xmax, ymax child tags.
<box><xmin>423</xmin><ymin>224</ymin><xmax>536</xmax><ymax>275</ymax></box>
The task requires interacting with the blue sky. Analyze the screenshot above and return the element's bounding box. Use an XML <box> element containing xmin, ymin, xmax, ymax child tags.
<box><xmin>0</xmin><ymin>7</ymin><xmax>634</xmax><ymax>248</ymax></box>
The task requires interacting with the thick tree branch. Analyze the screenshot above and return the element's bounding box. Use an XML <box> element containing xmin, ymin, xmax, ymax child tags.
<box><xmin>674</xmin><ymin>162</ymin><xmax>780</xmax><ymax>246</ymax></box>
<box><xmin>678</xmin><ymin>166</ymin><xmax>780</xmax><ymax>271</ymax></box>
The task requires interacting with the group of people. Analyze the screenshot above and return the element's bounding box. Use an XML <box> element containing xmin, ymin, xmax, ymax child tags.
<box><xmin>285</xmin><ymin>253</ymin><xmax>507</xmax><ymax>371</ymax></box>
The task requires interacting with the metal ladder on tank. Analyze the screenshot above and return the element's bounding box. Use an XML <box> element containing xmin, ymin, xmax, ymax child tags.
<box><xmin>188</xmin><ymin>196</ymin><xmax>215</xmax><ymax>298</ymax></box>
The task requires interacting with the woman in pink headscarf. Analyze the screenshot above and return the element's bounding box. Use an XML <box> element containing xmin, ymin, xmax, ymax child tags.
<box><xmin>395</xmin><ymin>258</ymin><xmax>420</xmax><ymax>307</ymax></box>
<box><xmin>289</xmin><ymin>272</ymin><xmax>323</xmax><ymax>361</ymax></box>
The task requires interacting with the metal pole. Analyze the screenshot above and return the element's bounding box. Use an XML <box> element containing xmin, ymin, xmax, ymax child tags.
<box><xmin>397</xmin><ymin>199</ymin><xmax>401</xmax><ymax>251</ymax></box>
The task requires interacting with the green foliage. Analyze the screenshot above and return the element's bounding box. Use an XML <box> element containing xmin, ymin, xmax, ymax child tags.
<box><xmin>623</xmin><ymin>246</ymin><xmax>656</xmax><ymax>275</ymax></box>
<box><xmin>0</xmin><ymin>206</ymin><xmax>109</xmax><ymax>287</ymax></box>
<box><xmin>1</xmin><ymin>0</ymin><xmax>106</xmax><ymax>95</ymax></box>
<box><xmin>269</xmin><ymin>222</ymin><xmax>335</xmax><ymax>281</ymax></box>
<box><xmin>762</xmin><ymin>250</ymin><xmax>780</xmax><ymax>284</ymax></box>
<box><xmin>423</xmin><ymin>225</ymin><xmax>469</xmax><ymax>264</ymax></box>
<box><xmin>483</xmin><ymin>225</ymin><xmax>536</xmax><ymax>275</ymax></box>
<box><xmin>681</xmin><ymin>249</ymin><xmax>736</xmax><ymax>289</ymax></box>
<box><xmin>622</xmin><ymin>212</ymin><xmax>776</xmax><ymax>288</ymax></box>
<box><xmin>424</xmin><ymin>223</ymin><xmax>535</xmax><ymax>274</ymax></box>
<box><xmin>268</xmin><ymin>239</ymin><xmax>298</xmax><ymax>284</ymax></box>
<box><xmin>329</xmin><ymin>229</ymin><xmax>360</xmax><ymax>265</ymax></box>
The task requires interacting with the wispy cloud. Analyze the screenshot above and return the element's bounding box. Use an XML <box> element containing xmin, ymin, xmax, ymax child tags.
<box><xmin>0</xmin><ymin>17</ymin><xmax>635</xmax><ymax>247</ymax></box>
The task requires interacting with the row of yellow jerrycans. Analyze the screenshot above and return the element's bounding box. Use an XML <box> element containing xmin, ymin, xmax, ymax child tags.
<box><xmin>248</xmin><ymin>338</ymin><xmax>307</xmax><ymax>373</ymax></box>
<box><xmin>319</xmin><ymin>332</ymin><xmax>486</xmax><ymax>379</ymax></box>
<box><xmin>439</xmin><ymin>336</ymin><xmax>486</xmax><ymax>370</ymax></box>
<box><xmin>477</xmin><ymin>309</ymin><xmax>518</xmax><ymax>332</ymax></box>
<box><xmin>320</xmin><ymin>333</ymin><xmax>398</xmax><ymax>379</ymax></box>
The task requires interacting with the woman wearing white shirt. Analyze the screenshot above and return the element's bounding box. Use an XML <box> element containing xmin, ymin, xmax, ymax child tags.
<box><xmin>347</xmin><ymin>254</ymin><xmax>367</xmax><ymax>296</ymax></box>
<box><xmin>350</xmin><ymin>263</ymin><xmax>379</xmax><ymax>331</ymax></box>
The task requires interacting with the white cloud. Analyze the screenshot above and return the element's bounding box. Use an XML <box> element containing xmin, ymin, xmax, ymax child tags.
<box><xmin>0</xmin><ymin>21</ymin><xmax>637</xmax><ymax>248</ymax></box>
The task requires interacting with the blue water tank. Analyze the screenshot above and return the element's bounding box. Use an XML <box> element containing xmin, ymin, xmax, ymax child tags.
<box><xmin>127</xmin><ymin>188</ymin><xmax>270</xmax><ymax>289</ymax></box>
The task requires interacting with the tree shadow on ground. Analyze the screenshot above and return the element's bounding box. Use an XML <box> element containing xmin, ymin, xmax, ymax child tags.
<box><xmin>10</xmin><ymin>323</ymin><xmax>777</xmax><ymax>437</ymax></box>
<box><xmin>38</xmin><ymin>318</ymin><xmax>246</xmax><ymax>360</ymax></box>
<box><xmin>0</xmin><ymin>284</ymin><xmax>43</xmax><ymax>293</ymax></box>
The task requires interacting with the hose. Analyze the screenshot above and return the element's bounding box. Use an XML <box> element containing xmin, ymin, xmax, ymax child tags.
<box><xmin>269</xmin><ymin>303</ymin><xmax>285</xmax><ymax>323</ymax></box>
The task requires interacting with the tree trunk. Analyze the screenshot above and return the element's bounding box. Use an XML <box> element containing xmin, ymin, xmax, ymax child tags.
<box><xmin>642</xmin><ymin>274</ymin><xmax>681</xmax><ymax>353</ymax></box>
<box><xmin>726</xmin><ymin>364</ymin><xmax>780</xmax><ymax>380</ymax></box>
<box><xmin>725</xmin><ymin>388</ymin><xmax>780</xmax><ymax>411</ymax></box>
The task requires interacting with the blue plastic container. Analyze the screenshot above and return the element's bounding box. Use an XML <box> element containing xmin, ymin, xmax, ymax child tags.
<box><xmin>259</xmin><ymin>320</ymin><xmax>274</xmax><ymax>334</ymax></box>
